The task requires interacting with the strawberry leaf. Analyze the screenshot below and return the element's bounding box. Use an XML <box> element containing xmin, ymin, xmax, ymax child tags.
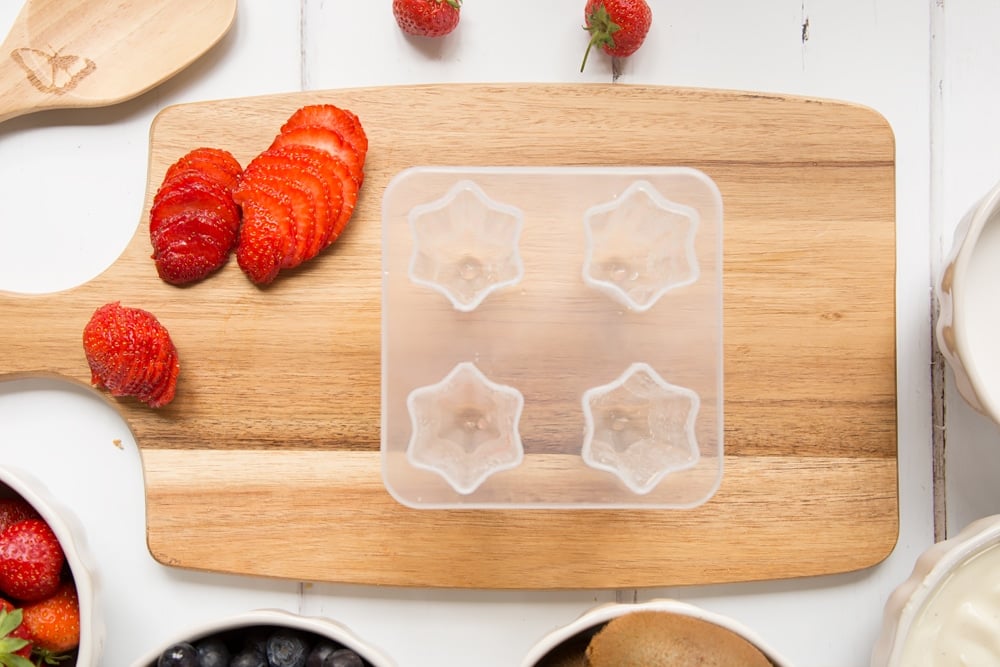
<box><xmin>0</xmin><ymin>654</ymin><xmax>35</xmax><ymax>667</ymax></box>
<box><xmin>0</xmin><ymin>609</ymin><xmax>33</xmax><ymax>667</ymax></box>
<box><xmin>0</xmin><ymin>609</ymin><xmax>20</xmax><ymax>639</ymax></box>
<box><xmin>32</xmin><ymin>648</ymin><xmax>72</xmax><ymax>665</ymax></box>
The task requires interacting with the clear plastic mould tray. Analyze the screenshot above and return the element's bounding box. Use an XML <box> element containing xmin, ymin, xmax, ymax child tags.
<box><xmin>381</xmin><ymin>166</ymin><xmax>723</xmax><ymax>509</ymax></box>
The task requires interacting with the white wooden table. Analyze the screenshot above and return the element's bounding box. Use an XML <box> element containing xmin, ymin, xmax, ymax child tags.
<box><xmin>1</xmin><ymin>1</ymin><xmax>993</xmax><ymax>664</ymax></box>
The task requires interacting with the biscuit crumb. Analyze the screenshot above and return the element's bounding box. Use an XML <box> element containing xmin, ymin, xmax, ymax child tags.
<box><xmin>112</xmin><ymin>439</ymin><xmax>123</xmax><ymax>449</ymax></box>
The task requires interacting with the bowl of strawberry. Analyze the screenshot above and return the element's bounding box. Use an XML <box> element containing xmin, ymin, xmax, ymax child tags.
<box><xmin>0</xmin><ymin>465</ymin><xmax>100</xmax><ymax>666</ymax></box>
<box><xmin>133</xmin><ymin>608</ymin><xmax>394</xmax><ymax>667</ymax></box>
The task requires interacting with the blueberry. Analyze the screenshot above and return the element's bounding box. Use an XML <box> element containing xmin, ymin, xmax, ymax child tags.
<box><xmin>323</xmin><ymin>649</ymin><xmax>364</xmax><ymax>667</ymax></box>
<box><xmin>230</xmin><ymin>648</ymin><xmax>268</xmax><ymax>667</ymax></box>
<box><xmin>157</xmin><ymin>642</ymin><xmax>199</xmax><ymax>667</ymax></box>
<box><xmin>239</xmin><ymin>627</ymin><xmax>270</xmax><ymax>656</ymax></box>
<box><xmin>194</xmin><ymin>636</ymin><xmax>231</xmax><ymax>667</ymax></box>
<box><xmin>266</xmin><ymin>629</ymin><xmax>309</xmax><ymax>667</ymax></box>
<box><xmin>305</xmin><ymin>641</ymin><xmax>339</xmax><ymax>667</ymax></box>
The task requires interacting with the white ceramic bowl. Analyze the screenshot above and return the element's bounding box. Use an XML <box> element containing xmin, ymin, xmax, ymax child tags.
<box><xmin>0</xmin><ymin>464</ymin><xmax>103</xmax><ymax>666</ymax></box>
<box><xmin>130</xmin><ymin>608</ymin><xmax>395</xmax><ymax>667</ymax></box>
<box><xmin>872</xmin><ymin>514</ymin><xmax>1000</xmax><ymax>666</ymax></box>
<box><xmin>937</xmin><ymin>178</ymin><xmax>1000</xmax><ymax>423</ymax></box>
<box><xmin>520</xmin><ymin>598</ymin><xmax>792</xmax><ymax>667</ymax></box>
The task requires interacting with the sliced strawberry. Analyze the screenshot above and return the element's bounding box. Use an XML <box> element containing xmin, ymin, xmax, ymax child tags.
<box><xmin>267</xmin><ymin>143</ymin><xmax>355</xmax><ymax>248</ymax></box>
<box><xmin>150</xmin><ymin>209</ymin><xmax>236</xmax><ymax>257</ymax></box>
<box><xmin>150</xmin><ymin>173</ymin><xmax>239</xmax><ymax>233</ymax></box>
<box><xmin>146</xmin><ymin>348</ymin><xmax>180</xmax><ymax>407</ymax></box>
<box><xmin>279</xmin><ymin>104</ymin><xmax>369</xmax><ymax>160</ymax></box>
<box><xmin>259</xmin><ymin>145</ymin><xmax>347</xmax><ymax>254</ymax></box>
<box><xmin>150</xmin><ymin>148</ymin><xmax>243</xmax><ymax>286</ymax></box>
<box><xmin>163</xmin><ymin>147</ymin><xmax>243</xmax><ymax>192</ymax></box>
<box><xmin>245</xmin><ymin>177</ymin><xmax>313</xmax><ymax>269</ymax></box>
<box><xmin>153</xmin><ymin>243</ymin><xmax>228</xmax><ymax>285</ymax></box>
<box><xmin>233</xmin><ymin>187</ymin><xmax>296</xmax><ymax>285</ymax></box>
<box><xmin>241</xmin><ymin>148</ymin><xmax>336</xmax><ymax>263</ymax></box>
<box><xmin>128</xmin><ymin>331</ymin><xmax>178</xmax><ymax>405</ymax></box>
<box><xmin>82</xmin><ymin>302</ymin><xmax>180</xmax><ymax>408</ymax></box>
<box><xmin>270</xmin><ymin>126</ymin><xmax>364</xmax><ymax>185</ymax></box>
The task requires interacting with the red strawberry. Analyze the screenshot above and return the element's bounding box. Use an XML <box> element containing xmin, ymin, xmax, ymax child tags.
<box><xmin>270</xmin><ymin>126</ymin><xmax>364</xmax><ymax>185</ymax></box>
<box><xmin>393</xmin><ymin>0</ymin><xmax>461</xmax><ymax>38</ymax></box>
<box><xmin>233</xmin><ymin>105</ymin><xmax>365</xmax><ymax>284</ymax></box>
<box><xmin>232</xmin><ymin>187</ymin><xmax>297</xmax><ymax>285</ymax></box>
<box><xmin>0</xmin><ymin>605</ymin><xmax>35</xmax><ymax>663</ymax></box>
<box><xmin>280</xmin><ymin>105</ymin><xmax>369</xmax><ymax>161</ymax></box>
<box><xmin>581</xmin><ymin>0</ymin><xmax>652</xmax><ymax>71</ymax></box>
<box><xmin>271</xmin><ymin>144</ymin><xmax>356</xmax><ymax>249</ymax></box>
<box><xmin>242</xmin><ymin>146</ymin><xmax>338</xmax><ymax>261</ymax></box>
<box><xmin>21</xmin><ymin>582</ymin><xmax>79</xmax><ymax>655</ymax></box>
<box><xmin>0</xmin><ymin>500</ymin><xmax>39</xmax><ymax>535</ymax></box>
<box><xmin>82</xmin><ymin>302</ymin><xmax>180</xmax><ymax>408</ymax></box>
<box><xmin>0</xmin><ymin>519</ymin><xmax>64</xmax><ymax>602</ymax></box>
<box><xmin>150</xmin><ymin>147</ymin><xmax>243</xmax><ymax>285</ymax></box>
<box><xmin>162</xmin><ymin>147</ymin><xmax>244</xmax><ymax>192</ymax></box>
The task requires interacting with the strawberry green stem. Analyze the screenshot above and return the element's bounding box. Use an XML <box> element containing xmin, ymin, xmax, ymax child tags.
<box><xmin>580</xmin><ymin>3</ymin><xmax>621</xmax><ymax>72</ymax></box>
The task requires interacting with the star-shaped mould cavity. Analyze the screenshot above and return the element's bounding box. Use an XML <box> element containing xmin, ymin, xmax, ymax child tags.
<box><xmin>582</xmin><ymin>180</ymin><xmax>700</xmax><ymax>312</ymax></box>
<box><xmin>581</xmin><ymin>363</ymin><xmax>701</xmax><ymax>494</ymax></box>
<box><xmin>408</xmin><ymin>180</ymin><xmax>525</xmax><ymax>312</ymax></box>
<box><xmin>406</xmin><ymin>362</ymin><xmax>525</xmax><ymax>494</ymax></box>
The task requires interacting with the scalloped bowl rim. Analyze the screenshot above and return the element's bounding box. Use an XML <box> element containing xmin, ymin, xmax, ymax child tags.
<box><xmin>129</xmin><ymin>608</ymin><xmax>396</xmax><ymax>667</ymax></box>
<box><xmin>940</xmin><ymin>177</ymin><xmax>1000</xmax><ymax>422</ymax></box>
<box><xmin>871</xmin><ymin>513</ymin><xmax>1000</xmax><ymax>666</ymax></box>
<box><xmin>0</xmin><ymin>464</ymin><xmax>103</xmax><ymax>667</ymax></box>
<box><xmin>520</xmin><ymin>598</ymin><xmax>793</xmax><ymax>667</ymax></box>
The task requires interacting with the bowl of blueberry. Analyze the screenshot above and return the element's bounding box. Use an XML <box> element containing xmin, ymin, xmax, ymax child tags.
<box><xmin>132</xmin><ymin>608</ymin><xmax>394</xmax><ymax>667</ymax></box>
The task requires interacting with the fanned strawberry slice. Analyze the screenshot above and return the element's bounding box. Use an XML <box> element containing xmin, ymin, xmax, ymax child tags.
<box><xmin>267</xmin><ymin>143</ymin><xmax>355</xmax><ymax>248</ymax></box>
<box><xmin>152</xmin><ymin>242</ymin><xmax>229</xmax><ymax>285</ymax></box>
<box><xmin>150</xmin><ymin>172</ymin><xmax>239</xmax><ymax>230</ymax></box>
<box><xmin>279</xmin><ymin>104</ymin><xmax>369</xmax><ymax>160</ymax></box>
<box><xmin>163</xmin><ymin>147</ymin><xmax>243</xmax><ymax>191</ymax></box>
<box><xmin>82</xmin><ymin>302</ymin><xmax>180</xmax><ymax>408</ymax></box>
<box><xmin>230</xmin><ymin>104</ymin><xmax>366</xmax><ymax>284</ymax></box>
<box><xmin>149</xmin><ymin>148</ymin><xmax>242</xmax><ymax>285</ymax></box>
<box><xmin>150</xmin><ymin>209</ymin><xmax>236</xmax><ymax>255</ymax></box>
<box><xmin>242</xmin><ymin>147</ymin><xmax>337</xmax><ymax>262</ymax></box>
<box><xmin>246</xmin><ymin>176</ymin><xmax>314</xmax><ymax>269</ymax></box>
<box><xmin>232</xmin><ymin>186</ymin><xmax>297</xmax><ymax>285</ymax></box>
<box><xmin>270</xmin><ymin>126</ymin><xmax>364</xmax><ymax>185</ymax></box>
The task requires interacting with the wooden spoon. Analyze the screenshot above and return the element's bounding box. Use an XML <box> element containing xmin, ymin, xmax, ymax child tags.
<box><xmin>0</xmin><ymin>0</ymin><xmax>237</xmax><ymax>123</ymax></box>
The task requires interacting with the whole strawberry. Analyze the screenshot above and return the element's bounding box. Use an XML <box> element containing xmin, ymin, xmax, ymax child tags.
<box><xmin>580</xmin><ymin>0</ymin><xmax>652</xmax><ymax>72</ymax></box>
<box><xmin>0</xmin><ymin>519</ymin><xmax>65</xmax><ymax>602</ymax></box>
<box><xmin>21</xmin><ymin>582</ymin><xmax>79</xmax><ymax>655</ymax></box>
<box><xmin>393</xmin><ymin>0</ymin><xmax>461</xmax><ymax>38</ymax></box>
<box><xmin>0</xmin><ymin>499</ymin><xmax>39</xmax><ymax>535</ymax></box>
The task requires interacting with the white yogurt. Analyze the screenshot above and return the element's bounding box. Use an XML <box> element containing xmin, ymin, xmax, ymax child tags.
<box><xmin>901</xmin><ymin>541</ymin><xmax>1000</xmax><ymax>665</ymax></box>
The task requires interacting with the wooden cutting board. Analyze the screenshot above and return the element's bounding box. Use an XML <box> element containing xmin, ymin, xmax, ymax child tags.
<box><xmin>0</xmin><ymin>84</ymin><xmax>897</xmax><ymax>589</ymax></box>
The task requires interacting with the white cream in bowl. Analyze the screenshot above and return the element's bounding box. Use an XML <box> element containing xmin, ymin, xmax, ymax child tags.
<box><xmin>873</xmin><ymin>515</ymin><xmax>1000</xmax><ymax>666</ymax></box>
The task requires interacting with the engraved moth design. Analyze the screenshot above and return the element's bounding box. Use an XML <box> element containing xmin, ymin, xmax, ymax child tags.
<box><xmin>10</xmin><ymin>47</ymin><xmax>96</xmax><ymax>94</ymax></box>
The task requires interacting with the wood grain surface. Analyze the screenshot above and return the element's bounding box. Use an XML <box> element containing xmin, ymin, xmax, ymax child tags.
<box><xmin>0</xmin><ymin>84</ymin><xmax>898</xmax><ymax>588</ymax></box>
<box><xmin>0</xmin><ymin>0</ymin><xmax>236</xmax><ymax>123</ymax></box>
